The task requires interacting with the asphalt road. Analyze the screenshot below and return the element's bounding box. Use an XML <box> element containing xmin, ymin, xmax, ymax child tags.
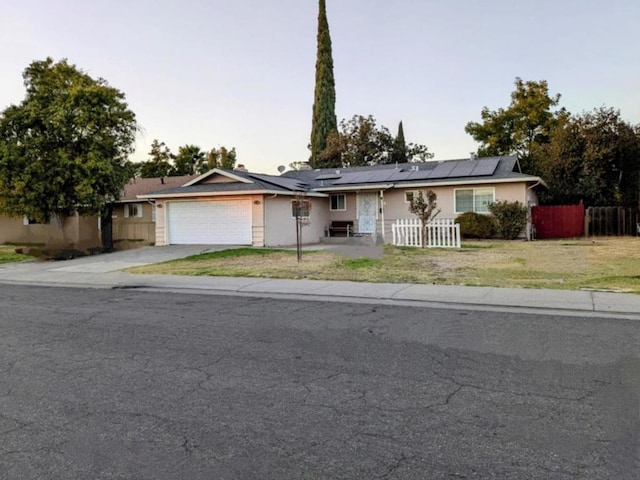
<box><xmin>0</xmin><ymin>285</ymin><xmax>638</xmax><ymax>479</ymax></box>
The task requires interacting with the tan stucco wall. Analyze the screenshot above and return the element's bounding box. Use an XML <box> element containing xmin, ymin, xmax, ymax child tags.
<box><xmin>0</xmin><ymin>213</ymin><xmax>101</xmax><ymax>249</ymax></box>
<box><xmin>112</xmin><ymin>202</ymin><xmax>155</xmax><ymax>243</ymax></box>
<box><xmin>325</xmin><ymin>192</ymin><xmax>383</xmax><ymax>237</ymax></box>
<box><xmin>202</xmin><ymin>176</ymin><xmax>237</xmax><ymax>184</ymax></box>
<box><xmin>251</xmin><ymin>197</ymin><xmax>265</xmax><ymax>247</ymax></box>
<box><xmin>149</xmin><ymin>182</ymin><xmax>538</xmax><ymax>247</ymax></box>
<box><xmin>326</xmin><ymin>192</ymin><xmax>358</xmax><ymax>221</ymax></box>
<box><xmin>323</xmin><ymin>182</ymin><xmax>534</xmax><ymax>243</ymax></box>
<box><xmin>264</xmin><ymin>196</ymin><xmax>329</xmax><ymax>246</ymax></box>
<box><xmin>154</xmin><ymin>195</ymin><xmax>265</xmax><ymax>246</ymax></box>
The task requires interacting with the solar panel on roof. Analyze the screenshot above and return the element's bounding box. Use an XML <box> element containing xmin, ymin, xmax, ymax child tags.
<box><xmin>428</xmin><ymin>162</ymin><xmax>456</xmax><ymax>179</ymax></box>
<box><xmin>332</xmin><ymin>172</ymin><xmax>360</xmax><ymax>185</ymax></box>
<box><xmin>388</xmin><ymin>171</ymin><xmax>414</xmax><ymax>182</ymax></box>
<box><xmin>404</xmin><ymin>170</ymin><xmax>433</xmax><ymax>181</ymax></box>
<box><xmin>316</xmin><ymin>173</ymin><xmax>342</xmax><ymax>180</ymax></box>
<box><xmin>448</xmin><ymin>161</ymin><xmax>476</xmax><ymax>178</ymax></box>
<box><xmin>367</xmin><ymin>170</ymin><xmax>397</xmax><ymax>182</ymax></box>
<box><xmin>330</xmin><ymin>169</ymin><xmax>397</xmax><ymax>185</ymax></box>
<box><xmin>470</xmin><ymin>158</ymin><xmax>500</xmax><ymax>176</ymax></box>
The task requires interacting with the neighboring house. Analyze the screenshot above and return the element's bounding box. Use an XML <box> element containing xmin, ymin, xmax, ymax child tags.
<box><xmin>112</xmin><ymin>175</ymin><xmax>196</xmax><ymax>244</ymax></box>
<box><xmin>137</xmin><ymin>155</ymin><xmax>544</xmax><ymax>247</ymax></box>
<box><xmin>0</xmin><ymin>175</ymin><xmax>196</xmax><ymax>250</ymax></box>
<box><xmin>0</xmin><ymin>212</ymin><xmax>101</xmax><ymax>249</ymax></box>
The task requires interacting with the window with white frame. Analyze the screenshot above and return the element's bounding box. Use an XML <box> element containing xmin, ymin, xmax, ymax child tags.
<box><xmin>124</xmin><ymin>203</ymin><xmax>143</xmax><ymax>218</ymax></box>
<box><xmin>455</xmin><ymin>187</ymin><xmax>495</xmax><ymax>214</ymax></box>
<box><xmin>404</xmin><ymin>190</ymin><xmax>418</xmax><ymax>203</ymax></box>
<box><xmin>330</xmin><ymin>194</ymin><xmax>346</xmax><ymax>211</ymax></box>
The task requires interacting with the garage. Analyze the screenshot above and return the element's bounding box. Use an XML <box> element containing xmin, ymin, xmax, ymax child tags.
<box><xmin>167</xmin><ymin>200</ymin><xmax>252</xmax><ymax>245</ymax></box>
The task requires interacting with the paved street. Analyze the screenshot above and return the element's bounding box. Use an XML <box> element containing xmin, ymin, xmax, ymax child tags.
<box><xmin>1</xmin><ymin>285</ymin><xmax>639</xmax><ymax>479</ymax></box>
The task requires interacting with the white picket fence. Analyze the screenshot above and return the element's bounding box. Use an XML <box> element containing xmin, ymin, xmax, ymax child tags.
<box><xmin>392</xmin><ymin>218</ymin><xmax>461</xmax><ymax>248</ymax></box>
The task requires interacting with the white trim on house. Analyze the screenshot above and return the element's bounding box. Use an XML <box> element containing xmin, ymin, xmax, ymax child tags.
<box><xmin>314</xmin><ymin>184</ymin><xmax>394</xmax><ymax>192</ymax></box>
<box><xmin>182</xmin><ymin>168</ymin><xmax>253</xmax><ymax>187</ymax></box>
<box><xmin>138</xmin><ymin>190</ymin><xmax>329</xmax><ymax>200</ymax></box>
<box><xmin>393</xmin><ymin>176</ymin><xmax>544</xmax><ymax>189</ymax></box>
<box><xmin>314</xmin><ymin>176</ymin><xmax>544</xmax><ymax>194</ymax></box>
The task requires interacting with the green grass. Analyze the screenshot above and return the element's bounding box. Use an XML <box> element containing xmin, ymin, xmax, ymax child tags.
<box><xmin>341</xmin><ymin>257</ymin><xmax>382</xmax><ymax>269</ymax></box>
<box><xmin>180</xmin><ymin>248</ymin><xmax>293</xmax><ymax>262</ymax></box>
<box><xmin>0</xmin><ymin>245</ymin><xmax>31</xmax><ymax>264</ymax></box>
<box><xmin>460</xmin><ymin>242</ymin><xmax>499</xmax><ymax>249</ymax></box>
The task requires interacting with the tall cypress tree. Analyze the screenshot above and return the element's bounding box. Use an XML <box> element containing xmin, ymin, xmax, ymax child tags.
<box><xmin>392</xmin><ymin>120</ymin><xmax>408</xmax><ymax>163</ymax></box>
<box><xmin>309</xmin><ymin>0</ymin><xmax>338</xmax><ymax>168</ymax></box>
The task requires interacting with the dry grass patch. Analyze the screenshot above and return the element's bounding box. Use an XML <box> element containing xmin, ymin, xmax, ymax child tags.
<box><xmin>126</xmin><ymin>238</ymin><xmax>640</xmax><ymax>293</ymax></box>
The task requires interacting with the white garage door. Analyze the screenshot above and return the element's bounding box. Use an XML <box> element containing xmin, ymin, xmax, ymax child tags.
<box><xmin>167</xmin><ymin>200</ymin><xmax>252</xmax><ymax>245</ymax></box>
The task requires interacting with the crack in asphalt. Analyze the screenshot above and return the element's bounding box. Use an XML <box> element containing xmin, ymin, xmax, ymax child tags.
<box><xmin>375</xmin><ymin>452</ymin><xmax>415</xmax><ymax>478</ymax></box>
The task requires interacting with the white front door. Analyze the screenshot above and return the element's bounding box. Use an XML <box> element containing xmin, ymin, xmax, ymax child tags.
<box><xmin>357</xmin><ymin>192</ymin><xmax>377</xmax><ymax>234</ymax></box>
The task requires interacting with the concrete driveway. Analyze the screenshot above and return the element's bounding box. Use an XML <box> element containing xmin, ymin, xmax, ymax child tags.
<box><xmin>10</xmin><ymin>245</ymin><xmax>228</xmax><ymax>274</ymax></box>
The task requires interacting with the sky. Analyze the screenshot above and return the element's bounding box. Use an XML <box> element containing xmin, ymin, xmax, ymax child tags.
<box><xmin>2</xmin><ymin>0</ymin><xmax>639</xmax><ymax>175</ymax></box>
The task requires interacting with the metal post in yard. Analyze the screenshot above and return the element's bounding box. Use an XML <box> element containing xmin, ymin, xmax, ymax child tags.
<box><xmin>296</xmin><ymin>215</ymin><xmax>302</xmax><ymax>262</ymax></box>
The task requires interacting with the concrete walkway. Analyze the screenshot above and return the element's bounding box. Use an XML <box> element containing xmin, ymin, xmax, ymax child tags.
<box><xmin>1</xmin><ymin>246</ymin><xmax>639</xmax><ymax>318</ymax></box>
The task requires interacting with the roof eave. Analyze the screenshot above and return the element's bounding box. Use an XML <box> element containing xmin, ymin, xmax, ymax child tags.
<box><xmin>183</xmin><ymin>168</ymin><xmax>253</xmax><ymax>186</ymax></box>
<box><xmin>392</xmin><ymin>177</ymin><xmax>542</xmax><ymax>188</ymax></box>
<box><xmin>137</xmin><ymin>190</ymin><xmax>328</xmax><ymax>199</ymax></box>
<box><xmin>313</xmin><ymin>184</ymin><xmax>394</xmax><ymax>192</ymax></box>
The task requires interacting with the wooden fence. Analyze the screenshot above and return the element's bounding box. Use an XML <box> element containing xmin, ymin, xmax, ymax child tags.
<box><xmin>586</xmin><ymin>207</ymin><xmax>639</xmax><ymax>236</ymax></box>
<box><xmin>392</xmin><ymin>218</ymin><xmax>461</xmax><ymax>248</ymax></box>
<box><xmin>112</xmin><ymin>221</ymin><xmax>156</xmax><ymax>243</ymax></box>
<box><xmin>531</xmin><ymin>204</ymin><xmax>585</xmax><ymax>239</ymax></box>
<box><xmin>531</xmin><ymin>205</ymin><xmax>639</xmax><ymax>238</ymax></box>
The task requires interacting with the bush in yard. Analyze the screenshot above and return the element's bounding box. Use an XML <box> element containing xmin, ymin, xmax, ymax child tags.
<box><xmin>488</xmin><ymin>200</ymin><xmax>528</xmax><ymax>240</ymax></box>
<box><xmin>455</xmin><ymin>212</ymin><xmax>495</xmax><ymax>239</ymax></box>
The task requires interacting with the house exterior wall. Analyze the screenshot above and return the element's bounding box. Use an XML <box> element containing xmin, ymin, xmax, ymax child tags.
<box><xmin>202</xmin><ymin>176</ymin><xmax>238</xmax><ymax>184</ymax></box>
<box><xmin>154</xmin><ymin>195</ymin><xmax>265</xmax><ymax>247</ymax></box>
<box><xmin>251</xmin><ymin>197</ymin><xmax>265</xmax><ymax>247</ymax></box>
<box><xmin>264</xmin><ymin>196</ymin><xmax>329</xmax><ymax>246</ymax></box>
<box><xmin>0</xmin><ymin>213</ymin><xmax>100</xmax><ymax>248</ymax></box>
<box><xmin>321</xmin><ymin>182</ymin><xmax>534</xmax><ymax>243</ymax></box>
<box><xmin>112</xmin><ymin>202</ymin><xmax>155</xmax><ymax>243</ymax></box>
<box><xmin>326</xmin><ymin>192</ymin><xmax>358</xmax><ymax>222</ymax></box>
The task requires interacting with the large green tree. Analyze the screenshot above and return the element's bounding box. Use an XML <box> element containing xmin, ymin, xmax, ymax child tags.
<box><xmin>172</xmin><ymin>144</ymin><xmax>206</xmax><ymax>175</ymax></box>
<box><xmin>0</xmin><ymin>58</ymin><xmax>137</xmax><ymax>222</ymax></box>
<box><xmin>137</xmin><ymin>139</ymin><xmax>174</xmax><ymax>178</ymax></box>
<box><xmin>391</xmin><ymin>121</ymin><xmax>407</xmax><ymax>164</ymax></box>
<box><xmin>309</xmin><ymin>0</ymin><xmax>338</xmax><ymax>168</ymax></box>
<box><xmin>465</xmin><ymin>77</ymin><xmax>566</xmax><ymax>174</ymax></box>
<box><xmin>320</xmin><ymin>115</ymin><xmax>433</xmax><ymax>167</ymax></box>
<box><xmin>202</xmin><ymin>146</ymin><xmax>237</xmax><ymax>173</ymax></box>
<box><xmin>535</xmin><ymin>107</ymin><xmax>640</xmax><ymax>206</ymax></box>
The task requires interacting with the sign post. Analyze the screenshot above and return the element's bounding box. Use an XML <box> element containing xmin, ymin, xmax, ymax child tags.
<box><xmin>292</xmin><ymin>197</ymin><xmax>311</xmax><ymax>263</ymax></box>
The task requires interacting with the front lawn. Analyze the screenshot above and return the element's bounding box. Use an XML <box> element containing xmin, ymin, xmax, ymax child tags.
<box><xmin>0</xmin><ymin>245</ymin><xmax>32</xmax><ymax>264</ymax></box>
<box><xmin>125</xmin><ymin>238</ymin><xmax>640</xmax><ymax>293</ymax></box>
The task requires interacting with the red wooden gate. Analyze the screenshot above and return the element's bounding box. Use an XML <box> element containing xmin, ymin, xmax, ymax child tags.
<box><xmin>531</xmin><ymin>205</ymin><xmax>584</xmax><ymax>239</ymax></box>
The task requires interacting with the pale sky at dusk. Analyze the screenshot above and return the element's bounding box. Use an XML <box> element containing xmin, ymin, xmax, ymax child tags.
<box><xmin>2</xmin><ymin>0</ymin><xmax>639</xmax><ymax>174</ymax></box>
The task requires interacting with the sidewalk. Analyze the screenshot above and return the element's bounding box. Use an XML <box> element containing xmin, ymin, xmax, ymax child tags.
<box><xmin>2</xmin><ymin>255</ymin><xmax>640</xmax><ymax>318</ymax></box>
